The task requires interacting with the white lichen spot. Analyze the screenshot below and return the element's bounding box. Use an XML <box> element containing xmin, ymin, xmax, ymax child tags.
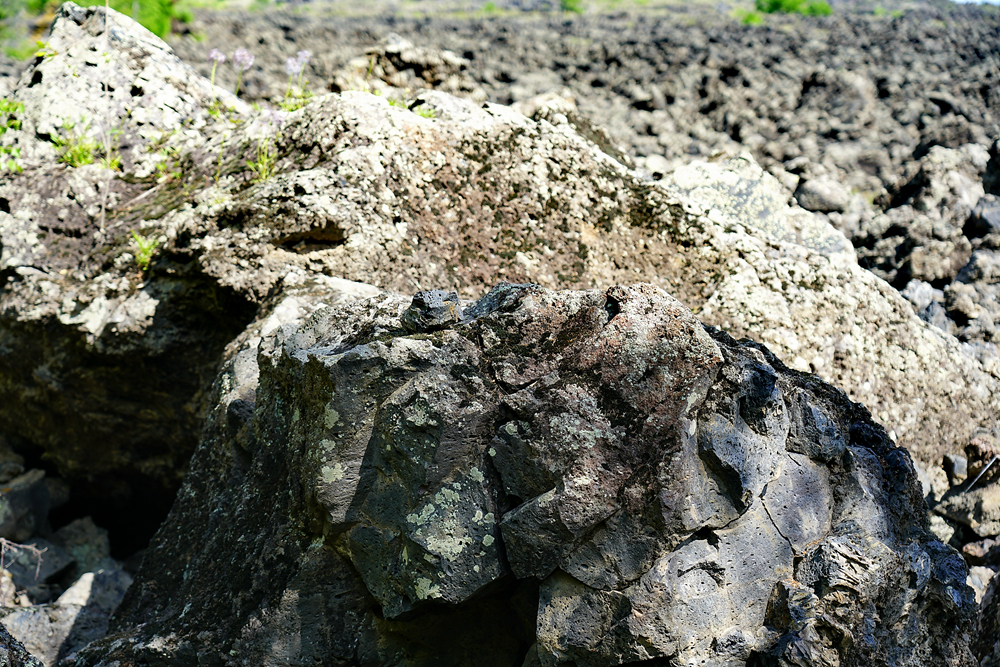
<box><xmin>436</xmin><ymin>487</ymin><xmax>460</xmax><ymax>504</ymax></box>
<box><xmin>483</xmin><ymin>512</ymin><xmax>495</xmax><ymax>524</ymax></box>
<box><xmin>483</xmin><ymin>535</ymin><xmax>495</xmax><ymax>547</ymax></box>
<box><xmin>473</xmin><ymin>510</ymin><xmax>483</xmax><ymax>522</ymax></box>
<box><xmin>469</xmin><ymin>467</ymin><xmax>485</xmax><ymax>483</ymax></box>
<box><xmin>291</xmin><ymin>408</ymin><xmax>300</xmax><ymax>424</ymax></box>
<box><xmin>452</xmin><ymin>482</ymin><xmax>462</xmax><ymax>490</ymax></box>
<box><xmin>324</xmin><ymin>404</ymin><xmax>341</xmax><ymax>428</ymax></box>
<box><xmin>406</xmin><ymin>503</ymin><xmax>436</xmax><ymax>526</ymax></box>
<box><xmin>320</xmin><ymin>463</ymin><xmax>346</xmax><ymax>484</ymax></box>
<box><xmin>320</xmin><ymin>438</ymin><xmax>336</xmax><ymax>450</ymax></box>
<box><xmin>414</xmin><ymin>577</ymin><xmax>441</xmax><ymax>600</ymax></box>
<box><xmin>488</xmin><ymin>447</ymin><xmax>497</xmax><ymax>457</ymax></box>
<box><xmin>473</xmin><ymin>565</ymin><xmax>480</xmax><ymax>573</ymax></box>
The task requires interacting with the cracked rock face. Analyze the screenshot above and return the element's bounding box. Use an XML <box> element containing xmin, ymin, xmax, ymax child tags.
<box><xmin>2</xmin><ymin>2</ymin><xmax>999</xmax><ymax>526</ymax></box>
<box><xmin>77</xmin><ymin>283</ymin><xmax>977</xmax><ymax>667</ymax></box>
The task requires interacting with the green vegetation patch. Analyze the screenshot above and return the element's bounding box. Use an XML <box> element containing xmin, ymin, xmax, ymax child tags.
<box><xmin>755</xmin><ymin>0</ymin><xmax>831</xmax><ymax>15</ymax></box>
<box><xmin>21</xmin><ymin>0</ymin><xmax>187</xmax><ymax>39</ymax></box>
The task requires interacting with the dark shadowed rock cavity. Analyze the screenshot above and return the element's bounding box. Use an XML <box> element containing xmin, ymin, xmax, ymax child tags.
<box><xmin>74</xmin><ymin>283</ymin><xmax>977</xmax><ymax>667</ymax></box>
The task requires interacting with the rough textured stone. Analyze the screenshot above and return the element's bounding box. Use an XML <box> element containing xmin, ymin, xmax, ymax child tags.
<box><xmin>2</xmin><ymin>3</ymin><xmax>1000</xmax><ymax>553</ymax></box>
<box><xmin>1</xmin><ymin>604</ymin><xmax>111</xmax><ymax>667</ymax></box>
<box><xmin>978</xmin><ymin>572</ymin><xmax>1000</xmax><ymax>667</ymax></box>
<box><xmin>0</xmin><ymin>470</ymin><xmax>50</xmax><ymax>543</ymax></box>
<box><xmin>0</xmin><ymin>622</ymin><xmax>42</xmax><ymax>667</ymax></box>
<box><xmin>71</xmin><ymin>283</ymin><xmax>977</xmax><ymax>667</ymax></box>
<box><xmin>795</xmin><ymin>177</ymin><xmax>851</xmax><ymax>213</ymax></box>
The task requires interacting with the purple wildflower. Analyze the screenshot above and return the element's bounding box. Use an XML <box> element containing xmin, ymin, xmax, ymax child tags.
<box><xmin>296</xmin><ymin>50</ymin><xmax>311</xmax><ymax>66</ymax></box>
<box><xmin>233</xmin><ymin>49</ymin><xmax>254</xmax><ymax>98</ymax></box>
<box><xmin>233</xmin><ymin>48</ymin><xmax>255</xmax><ymax>72</ymax></box>
<box><xmin>284</xmin><ymin>56</ymin><xmax>303</xmax><ymax>77</ymax></box>
<box><xmin>208</xmin><ymin>48</ymin><xmax>225</xmax><ymax>87</ymax></box>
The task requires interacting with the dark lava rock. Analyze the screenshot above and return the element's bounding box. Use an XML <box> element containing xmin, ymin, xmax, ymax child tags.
<box><xmin>0</xmin><ymin>623</ymin><xmax>42</xmax><ymax>667</ymax></box>
<box><xmin>73</xmin><ymin>283</ymin><xmax>977</xmax><ymax>667</ymax></box>
<box><xmin>401</xmin><ymin>290</ymin><xmax>463</xmax><ymax>333</ymax></box>
<box><xmin>979</xmin><ymin>573</ymin><xmax>1000</xmax><ymax>667</ymax></box>
<box><xmin>2</xmin><ymin>3</ymin><xmax>1000</xmax><ymax>552</ymax></box>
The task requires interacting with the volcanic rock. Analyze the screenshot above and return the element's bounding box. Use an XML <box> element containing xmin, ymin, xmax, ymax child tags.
<box><xmin>2</xmin><ymin>2</ymin><xmax>999</xmax><ymax>542</ymax></box>
<box><xmin>72</xmin><ymin>282</ymin><xmax>977</xmax><ymax>667</ymax></box>
<box><xmin>0</xmin><ymin>622</ymin><xmax>42</xmax><ymax>667</ymax></box>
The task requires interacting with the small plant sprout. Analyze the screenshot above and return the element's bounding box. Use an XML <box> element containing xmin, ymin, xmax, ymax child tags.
<box><xmin>414</xmin><ymin>105</ymin><xmax>437</xmax><ymax>119</ymax></box>
<box><xmin>130</xmin><ymin>230</ymin><xmax>160</xmax><ymax>272</ymax></box>
<box><xmin>0</xmin><ymin>98</ymin><xmax>24</xmax><ymax>173</ymax></box>
<box><xmin>246</xmin><ymin>108</ymin><xmax>285</xmax><ymax>184</ymax></box>
<box><xmin>53</xmin><ymin>119</ymin><xmax>100</xmax><ymax>168</ymax></box>
<box><xmin>233</xmin><ymin>48</ymin><xmax>254</xmax><ymax>98</ymax></box>
<box><xmin>33</xmin><ymin>41</ymin><xmax>57</xmax><ymax>59</ymax></box>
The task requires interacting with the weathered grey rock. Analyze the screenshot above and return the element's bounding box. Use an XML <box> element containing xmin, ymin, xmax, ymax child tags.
<box><xmin>3</xmin><ymin>539</ymin><xmax>72</xmax><ymax>594</ymax></box>
<box><xmin>52</xmin><ymin>518</ymin><xmax>111</xmax><ymax>583</ymax></box>
<box><xmin>55</xmin><ymin>567</ymin><xmax>132</xmax><ymax>614</ymax></box>
<box><xmin>73</xmin><ymin>283</ymin><xmax>977</xmax><ymax>667</ymax></box>
<box><xmin>967</xmin><ymin>566</ymin><xmax>995</xmax><ymax>604</ymax></box>
<box><xmin>962</xmin><ymin>537</ymin><xmax>1000</xmax><ymax>567</ymax></box>
<box><xmin>0</xmin><ymin>470</ymin><xmax>50</xmax><ymax>542</ymax></box>
<box><xmin>400</xmin><ymin>289</ymin><xmax>463</xmax><ymax>333</ymax></box>
<box><xmin>0</xmin><ymin>604</ymin><xmax>110</xmax><ymax>667</ymax></box>
<box><xmin>969</xmin><ymin>194</ymin><xmax>1000</xmax><ymax>238</ymax></box>
<box><xmin>0</xmin><ymin>437</ymin><xmax>25</xmax><ymax>485</ymax></box>
<box><xmin>936</xmin><ymin>483</ymin><xmax>1000</xmax><ymax>539</ymax></box>
<box><xmin>331</xmin><ymin>33</ymin><xmax>487</xmax><ymax>104</ymax></box>
<box><xmin>2</xmin><ymin>3</ymin><xmax>999</xmax><ymax>546</ymax></box>
<box><xmin>0</xmin><ymin>2</ymin><xmax>258</xmax><ymax>515</ymax></box>
<box><xmin>0</xmin><ymin>622</ymin><xmax>43</xmax><ymax>667</ymax></box>
<box><xmin>795</xmin><ymin>176</ymin><xmax>851</xmax><ymax>213</ymax></box>
<box><xmin>0</xmin><ymin>564</ymin><xmax>131</xmax><ymax>667</ymax></box>
<box><xmin>978</xmin><ymin>572</ymin><xmax>1000</xmax><ymax>667</ymax></box>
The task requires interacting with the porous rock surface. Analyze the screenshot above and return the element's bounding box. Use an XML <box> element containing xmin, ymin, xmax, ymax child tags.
<box><xmin>2</xmin><ymin>1</ymin><xmax>999</xmax><ymax>542</ymax></box>
<box><xmin>73</xmin><ymin>282</ymin><xmax>977</xmax><ymax>666</ymax></box>
<box><xmin>0</xmin><ymin>622</ymin><xmax>42</xmax><ymax>667</ymax></box>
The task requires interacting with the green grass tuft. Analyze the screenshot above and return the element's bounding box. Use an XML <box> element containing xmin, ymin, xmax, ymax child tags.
<box><xmin>755</xmin><ymin>0</ymin><xmax>831</xmax><ymax>15</ymax></box>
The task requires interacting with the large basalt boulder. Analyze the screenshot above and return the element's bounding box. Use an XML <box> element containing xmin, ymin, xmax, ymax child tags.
<box><xmin>75</xmin><ymin>283</ymin><xmax>977</xmax><ymax>666</ymax></box>
<box><xmin>2</xmin><ymin>0</ymin><xmax>998</xmax><ymax>553</ymax></box>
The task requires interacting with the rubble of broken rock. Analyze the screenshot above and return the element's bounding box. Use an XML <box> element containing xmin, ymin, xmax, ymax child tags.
<box><xmin>0</xmin><ymin>1</ymin><xmax>999</xmax><ymax>665</ymax></box>
<box><xmin>0</xmin><ymin>439</ymin><xmax>134</xmax><ymax>667</ymax></box>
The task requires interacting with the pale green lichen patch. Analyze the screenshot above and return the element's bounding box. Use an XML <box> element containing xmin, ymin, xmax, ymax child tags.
<box><xmin>321</xmin><ymin>463</ymin><xmax>346</xmax><ymax>484</ymax></box>
<box><xmin>324</xmin><ymin>403</ymin><xmax>341</xmax><ymax>428</ymax></box>
<box><xmin>414</xmin><ymin>577</ymin><xmax>442</xmax><ymax>600</ymax></box>
<box><xmin>406</xmin><ymin>503</ymin><xmax>436</xmax><ymax>526</ymax></box>
<box><xmin>469</xmin><ymin>467</ymin><xmax>485</xmax><ymax>483</ymax></box>
<box><xmin>292</xmin><ymin>407</ymin><xmax>300</xmax><ymax>423</ymax></box>
<box><xmin>483</xmin><ymin>535</ymin><xmax>495</xmax><ymax>547</ymax></box>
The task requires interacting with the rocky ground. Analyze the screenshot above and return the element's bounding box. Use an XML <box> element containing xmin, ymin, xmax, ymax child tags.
<box><xmin>164</xmin><ymin>2</ymin><xmax>1000</xmax><ymax>344</ymax></box>
<box><xmin>0</xmin><ymin>1</ymin><xmax>999</xmax><ymax>664</ymax></box>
